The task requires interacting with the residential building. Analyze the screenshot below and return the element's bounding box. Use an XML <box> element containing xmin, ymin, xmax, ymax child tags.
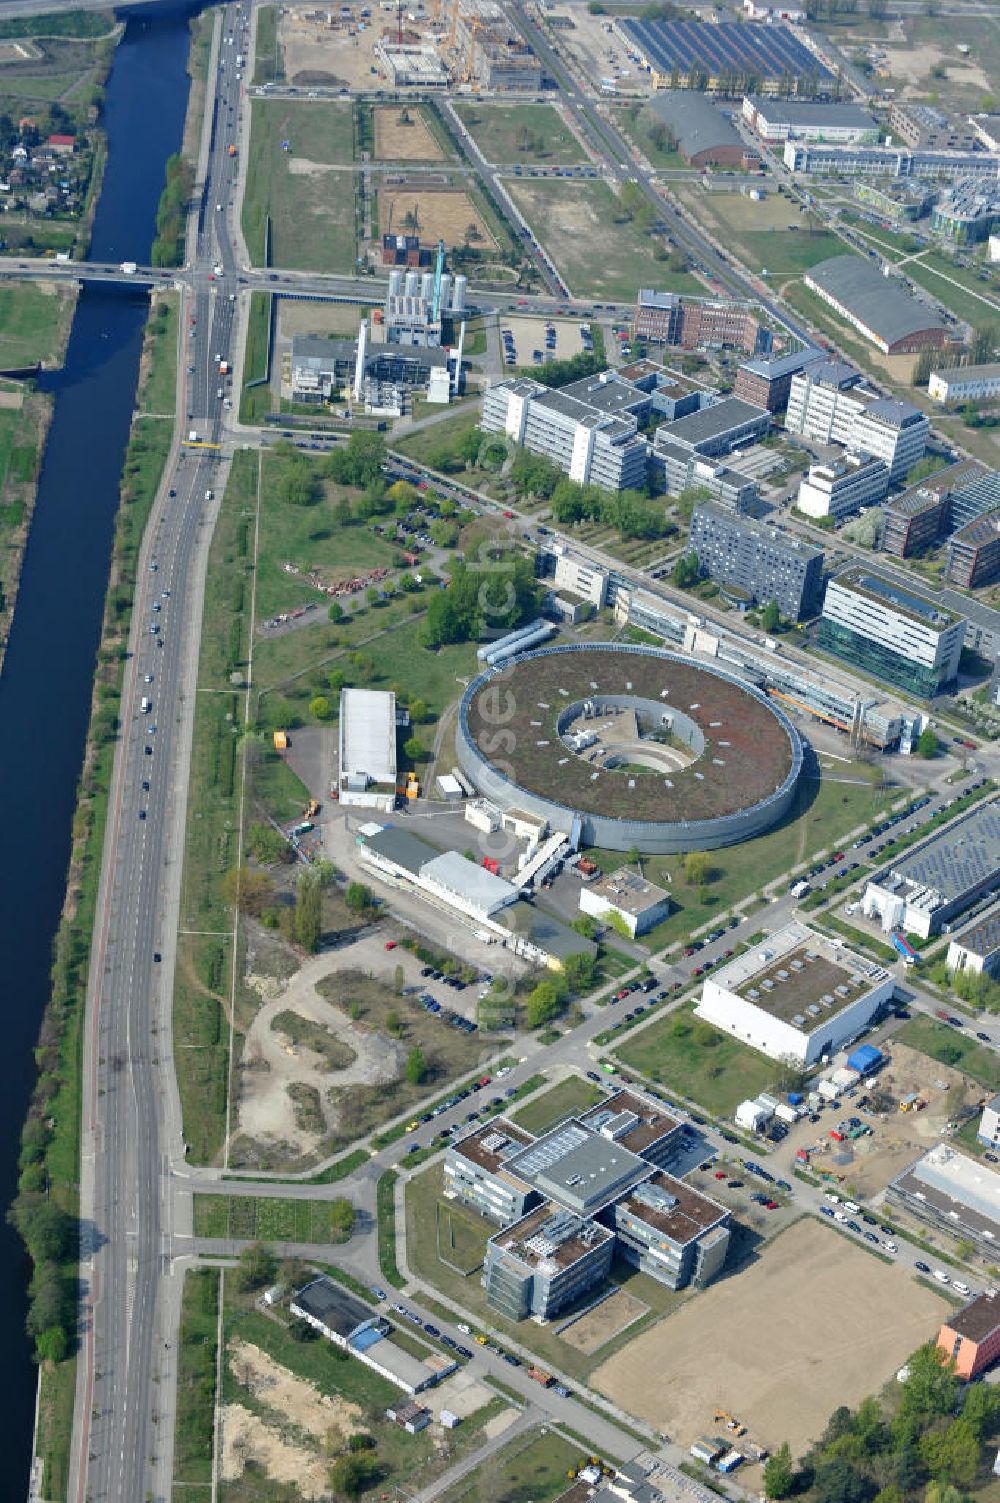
<box><xmin>947</xmin><ymin>514</ymin><xmax>1000</xmax><ymax>588</ymax></box>
<box><xmin>947</xmin><ymin>907</ymin><xmax>1000</xmax><ymax>980</ymax></box>
<box><xmin>652</xmin><ymin>437</ymin><xmax>759</xmax><ymax>513</ymax></box>
<box><xmin>600</xmin><ymin>1173</ymin><xmax>731</xmax><ymax>1290</ymax></box>
<box><xmin>795</xmin><ymin>454</ymin><xmax>889</xmax><ymax>522</ymax></box>
<box><xmin>742</xmin><ymin>95</ymin><xmax>878</xmax><ymax>144</ymax></box>
<box><xmin>734</xmin><ymin>346</ymin><xmax>823</xmax><ymax>413</ymax></box>
<box><xmin>695</xmin><ymin>920</ymin><xmax>895</xmax><ymax>1066</ymax></box>
<box><xmin>786</xmin><ymin>360</ymin><xmax>929</xmax><ymax>481</ymax></box>
<box><xmin>853</xmin><ymin>180</ymin><xmax>934</xmax><ymax>222</ymax></box>
<box><xmin>579</xmin><ymin>866</ymin><xmax>672</xmax><ymax>937</ymax></box>
<box><xmin>804</xmin><ymin>256</ymin><xmax>951</xmax><ymax>355</ymax></box>
<box><xmin>929</xmin><ymin>363</ymin><xmax>1000</xmax><ymax>404</ymax></box>
<box><xmin>888</xmin><ymin>1144</ymin><xmax>1000</xmax><ymax>1257</ymax></box>
<box><xmin>646</xmin><ymin>91</ymin><xmax>761</xmax><ymax>169</ymax></box>
<box><xmin>338</xmin><ymin>688</ymin><xmax>397</xmax><ymax>809</ymax></box>
<box><xmin>931</xmin><ymin>180</ymin><xmax>1000</xmax><ymax>245</ymax></box>
<box><xmin>784</xmin><ymin>140</ymin><xmax>1000</xmax><ymax>180</ymax></box>
<box><xmin>889</xmin><ymin>102</ymin><xmax>975</xmax><ymax>151</ymax></box>
<box><xmin>633</xmin><ymin>289</ymin><xmax>762</xmax><ymax>354</ymax></box>
<box><xmin>655</xmin><ymin>396</ymin><xmax>770</xmax><ymax>458</ymax></box>
<box><xmin>442</xmin><ymin>1118</ymin><xmax>538</xmax><ymax>1223</ymax></box>
<box><xmin>688</xmin><ymin>501</ymin><xmax>824</xmax><ymax>620</ymax></box>
<box><xmin>937</xmin><ymin>1291</ymin><xmax>1000</xmax><ymax>1380</ymax></box>
<box><xmin>480</xmin><ymin>373</ymin><xmax>649</xmax><ymax>492</ymax></box>
<box><xmin>862</xmin><ymin>798</ymin><xmax>1000</xmax><ymax>937</ymax></box>
<box><xmin>880</xmin><ymin>484</ymin><xmax>952</xmax><ymax>558</ymax></box>
<box><xmin>482</xmin><ymin>1203</ymin><xmax>615</xmax><ymax>1320</ymax></box>
<box><xmin>819</xmin><ymin>566</ymin><xmax>964</xmax><ymax>699</ymax></box>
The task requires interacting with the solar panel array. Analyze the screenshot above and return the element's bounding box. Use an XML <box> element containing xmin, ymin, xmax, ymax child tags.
<box><xmin>620</xmin><ymin>18</ymin><xmax>833</xmax><ymax>85</ymax></box>
<box><xmin>896</xmin><ymin>802</ymin><xmax>1000</xmax><ymax>904</ymax></box>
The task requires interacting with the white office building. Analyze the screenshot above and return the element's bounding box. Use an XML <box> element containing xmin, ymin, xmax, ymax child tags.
<box><xmin>864</xmin><ymin>800</ymin><xmax>1000</xmax><ymax>938</ymax></box>
<box><xmin>579</xmin><ymin>867</ymin><xmax>672</xmax><ymax>938</ymax></box>
<box><xmin>552</xmin><ymin>548</ymin><xmax>608</xmax><ymax>608</ymax></box>
<box><xmin>796</xmin><ymin>453</ymin><xmax>890</xmax><ymax>521</ymax></box>
<box><xmin>929</xmin><ymin>364</ymin><xmax>1000</xmax><ymax>404</ymax></box>
<box><xmin>480</xmin><ymin>374</ymin><xmax>650</xmax><ymax>493</ymax></box>
<box><xmin>786</xmin><ymin>361</ymin><xmax>929</xmax><ymax>482</ymax></box>
<box><xmin>742</xmin><ymin>95</ymin><xmax>879</xmax><ymax>144</ymax></box>
<box><xmin>338</xmin><ymin>688</ymin><xmax>397</xmax><ymax>809</ymax></box>
<box><xmin>819</xmin><ymin>567</ymin><xmax>965</xmax><ymax>701</ymax></box>
<box><xmin>695</xmin><ymin>921</ymin><xmax>895</xmax><ymax>1066</ymax></box>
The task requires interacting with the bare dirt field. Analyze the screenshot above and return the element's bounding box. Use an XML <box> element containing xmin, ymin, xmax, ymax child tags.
<box><xmin>375</xmin><ymin>106</ymin><xmax>444</xmax><ymax>161</ymax></box>
<box><xmin>221</xmin><ymin>1403</ymin><xmax>333</xmax><ymax>1500</ymax></box>
<box><xmin>561</xmin><ymin>1290</ymin><xmax>649</xmax><ymax>1355</ymax></box>
<box><xmin>783</xmin><ymin>1039</ymin><xmax>982</xmax><ymax>1201</ymax></box>
<box><xmin>592</xmin><ymin>1218</ymin><xmax>950</xmax><ymax>1457</ymax></box>
<box><xmin>278</xmin><ymin>300</ymin><xmax>365</xmax><ymax>340</ymax></box>
<box><xmin>378</xmin><ymin>188</ymin><xmax>496</xmax><ymax>250</ymax></box>
<box><xmin>280</xmin><ymin>6</ymin><xmax>388</xmax><ymax>89</ymax></box>
<box><xmin>230</xmin><ymin>1338</ymin><xmax>362</xmax><ymax>1444</ymax></box>
<box><xmin>881</xmin><ymin>39</ymin><xmax>988</xmax><ymax>96</ymax></box>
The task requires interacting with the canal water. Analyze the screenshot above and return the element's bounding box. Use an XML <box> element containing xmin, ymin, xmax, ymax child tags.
<box><xmin>0</xmin><ymin>5</ymin><xmax>195</xmax><ymax>1492</ymax></box>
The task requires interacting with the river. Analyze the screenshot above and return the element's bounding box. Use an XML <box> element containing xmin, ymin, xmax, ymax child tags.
<box><xmin>0</xmin><ymin>5</ymin><xmax>195</xmax><ymax>1494</ymax></box>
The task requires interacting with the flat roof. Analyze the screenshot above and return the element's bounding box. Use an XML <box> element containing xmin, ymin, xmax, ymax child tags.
<box><xmin>506</xmin><ymin>1120</ymin><xmax>650</xmax><ymax>1215</ymax></box>
<box><xmin>340</xmin><ymin>687</ymin><xmax>397</xmax><ymax>783</ymax></box>
<box><xmin>892</xmin><ymin>1143</ymin><xmax>1000</xmax><ymax>1240</ymax></box>
<box><xmin>422</xmin><ymin>849</ymin><xmax>517</xmax><ymax>907</ymax></box>
<box><xmin>951</xmin><ymin>514</ymin><xmax>1000</xmax><ymax>548</ymax></box>
<box><xmin>952</xmin><ymin>904</ymin><xmax>1000</xmax><ymax>960</ymax></box>
<box><xmin>740</xmin><ymin>346</ymin><xmax>823</xmax><ymax>381</ymax></box>
<box><xmin>362</xmin><ymin>825</ymin><xmax>437</xmax><ymax>877</ymax></box>
<box><xmin>659</xmin><ymin>396</ymin><xmax>768</xmax><ymax>448</ymax></box>
<box><xmin>292</xmin><ymin>1277</ymin><xmax>372</xmax><ymax>1338</ymax></box>
<box><xmin>497</xmin><ymin>902</ymin><xmax>598</xmax><ymax>962</ymax></box>
<box><xmin>450</xmin><ymin>1117</ymin><xmax>535</xmax><ymax>1176</ymax></box>
<box><xmin>586</xmin><ymin>865</ymin><xmax>670</xmax><ymax>916</ymax></box>
<box><xmin>709</xmin><ymin>920</ymin><xmax>889</xmax><ymax>1030</ymax></box>
<box><xmin>805</xmin><ymin>255</ymin><xmax>949</xmax><ymax>348</ymax></box>
<box><xmin>489</xmin><ymin>1201</ymin><xmax>613</xmax><ymax>1272</ymax></box>
<box><xmin>874</xmin><ymin>799</ymin><xmax>1000</xmax><ymax>907</ymax></box>
<box><xmin>945</xmin><ymin>1289</ymin><xmax>1000</xmax><ymax>1344</ymax></box>
<box><xmin>884</xmin><ymin>484</ymin><xmax>952</xmax><ymax>519</ymax></box>
<box><xmin>557</xmin><ymin>372</ymin><xmax>647</xmax><ymax>416</ymax></box>
<box><xmin>579</xmin><ymin>1088</ymin><xmax>682</xmax><ymax>1154</ymax></box>
<box><xmin>609</xmin><ymin>1170</ymin><xmax>728</xmax><ymax>1245</ymax></box>
<box><xmin>830</xmin><ymin>567</ymin><xmax>961</xmax><ymax>630</ymax></box>
<box><xmin>745</xmin><ymin>95</ymin><xmax>877</xmax><ymax>129</ymax></box>
<box><xmin>935</xmin><ymin>362</ymin><xmax>1000</xmax><ymax>384</ymax></box>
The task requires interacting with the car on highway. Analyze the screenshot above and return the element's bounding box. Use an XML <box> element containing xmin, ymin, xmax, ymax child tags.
<box><xmin>915</xmin><ymin>1261</ymin><xmax>930</xmax><ymax>1273</ymax></box>
<box><xmin>144</xmin><ymin>745</ymin><xmax>153</xmax><ymax>755</ymax></box>
<box><xmin>138</xmin><ymin>810</ymin><xmax>146</xmax><ymax>820</ymax></box>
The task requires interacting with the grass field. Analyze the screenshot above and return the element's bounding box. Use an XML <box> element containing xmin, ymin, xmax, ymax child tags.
<box><xmin>173</xmin><ymin>1268</ymin><xmax>219</xmax><ymax>1499</ymax></box>
<box><xmin>614</xmin><ymin>102</ymin><xmax>686</xmax><ymax>170</ymax></box>
<box><xmin>674</xmin><ymin>188</ymin><xmax>841</xmax><ymax>279</ymax></box>
<box><xmin>238</xmin><ymin>290</ymin><xmax>271</xmax><ymax>424</ymax></box>
<box><xmin>588</xmin><ymin>758</ymin><xmax>892</xmax><ymax>951</ymax></box>
<box><xmin>897</xmin><ymin>1017</ymin><xmax>1000</xmax><ymax>1093</ymax></box>
<box><xmin>511</xmin><ymin>1075</ymin><xmax>605</xmax><ymax>1134</ymax></box>
<box><xmin>439</xmin><ymin>1430</ymin><xmax>584</xmax><ymax>1503</ymax></box>
<box><xmin>0</xmin><ymin>281</ymin><xmax>74</xmax><ymax>368</ymax></box>
<box><xmin>193</xmin><ymin>1193</ymin><xmax>353</xmax><ymax>1242</ymax></box>
<box><xmin>454</xmin><ymin>101</ymin><xmax>585</xmax><ymax>164</ymax></box>
<box><xmin>591</xmin><ymin>1217</ymin><xmax>948</xmax><ymax>1455</ymax></box>
<box><xmin>252</xmin><ymin>3</ymin><xmax>281</xmax><ymax>85</ymax></box>
<box><xmin>508</xmin><ymin>177</ymin><xmax>701</xmax><ymax>301</ymax></box>
<box><xmin>616</xmin><ymin>1001</ymin><xmax>778</xmax><ymax>1116</ymax></box>
<box><xmin>136</xmin><ymin>293</ymin><xmax>177</xmax><ymax>416</ymax></box>
<box><xmin>241</xmin><ymin>99</ymin><xmax>357</xmax><ymax>271</ymax></box>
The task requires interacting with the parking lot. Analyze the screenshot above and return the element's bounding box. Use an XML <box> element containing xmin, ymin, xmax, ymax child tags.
<box><xmin>499</xmin><ymin>314</ymin><xmax>593</xmax><ymax>371</ymax></box>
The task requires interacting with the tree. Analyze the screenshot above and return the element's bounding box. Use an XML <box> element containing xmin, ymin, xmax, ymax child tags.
<box><xmin>328</xmin><ymin>601</ymin><xmax>345</xmax><ymax>623</ymax></box>
<box><xmin>7</xmin><ymin>1195</ymin><xmax>75</xmax><ymax>1264</ymax></box>
<box><xmin>916</xmin><ymin>727</ymin><xmax>939</xmax><ymax>759</ymax></box>
<box><xmin>235</xmin><ymin>1242</ymin><xmax>277</xmax><ymax>1292</ymax></box>
<box><xmin>405</xmin><ymin>1046</ymin><xmax>427</xmax><ymax>1085</ymax></box>
<box><xmin>247</xmin><ymin>822</ymin><xmax>292</xmax><ymax>865</ymax></box>
<box><xmin>403</xmin><ymin>736</ymin><xmax>425</xmax><ymax>762</ymax></box>
<box><xmin>310</xmin><ymin>694</ymin><xmax>332</xmax><ymax>721</ymax></box>
<box><xmin>812</xmin><ymin>1458</ymin><xmax>875</xmax><ymax>1503</ymax></box>
<box><xmin>672</xmin><ymin>551</ymin><xmax>701</xmax><ymax>589</ymax></box>
<box><xmin>526</xmin><ymin>976</ymin><xmax>567</xmax><ymax>1028</ymax></box>
<box><xmin>330</xmin><ymin>1450</ymin><xmax>380</xmax><ymax>1498</ymax></box>
<box><xmin>408</xmin><ymin>697</ymin><xmax>429</xmax><ymax>724</ymax></box>
<box><xmin>221</xmin><ymin>865</ymin><xmax>273</xmax><ymax>917</ymax></box>
<box><xmin>35</xmin><ymin>1326</ymin><xmax>68</xmax><ymax>1364</ymax></box>
<box><xmin>764</xmin><ymin>1443</ymin><xmax>795</xmax><ymax>1500</ymax></box>
<box><xmin>684</xmin><ymin>851</ymin><xmax>711</xmax><ymax>886</ymax></box>
<box><xmin>563</xmin><ymin>952</ymin><xmax>597</xmax><ymax>995</ymax></box>
<box><xmin>571</xmin><ymin>914</ymin><xmax>598</xmax><ymax>940</ymax></box>
<box><xmin>295</xmin><ymin>868</ymin><xmax>322</xmax><ymax>952</ymax></box>
<box><xmin>761</xmin><ymin>599</ymin><xmax>781</xmax><ymax>633</ymax></box>
<box><xmin>899</xmin><ymin>1343</ymin><xmax>959</xmax><ymax>1429</ymax></box>
<box><xmin>345</xmin><ymin>881</ymin><xmax>371</xmax><ymax>913</ymax></box>
<box><xmin>329</xmin><ymin>1198</ymin><xmax>355</xmax><ymax>1238</ymax></box>
<box><xmin>919</xmin><ymin>1418</ymin><xmax>979</xmax><ymax>1490</ymax></box>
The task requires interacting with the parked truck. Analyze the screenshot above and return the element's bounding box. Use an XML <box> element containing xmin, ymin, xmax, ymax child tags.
<box><xmin>527</xmin><ymin>1366</ymin><xmax>554</xmax><ymax>1388</ymax></box>
<box><xmin>891</xmin><ymin>932</ymin><xmax>918</xmax><ymax>965</ymax></box>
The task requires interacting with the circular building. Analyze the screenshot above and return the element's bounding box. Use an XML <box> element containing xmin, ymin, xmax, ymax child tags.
<box><xmin>457</xmin><ymin>642</ymin><xmax>802</xmax><ymax>854</ymax></box>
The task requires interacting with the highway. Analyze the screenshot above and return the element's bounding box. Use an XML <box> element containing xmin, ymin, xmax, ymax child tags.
<box><xmin>70</xmin><ymin>6</ymin><xmax>249</xmax><ymax>1501</ymax></box>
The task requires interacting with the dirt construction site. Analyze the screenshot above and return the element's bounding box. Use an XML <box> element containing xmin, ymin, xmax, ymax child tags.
<box><xmin>279</xmin><ymin>4</ymin><xmax>393</xmax><ymax>89</ymax></box>
<box><xmin>374</xmin><ymin>105</ymin><xmax>444</xmax><ymax>161</ymax></box>
<box><xmin>591</xmin><ymin>1218</ymin><xmax>950</xmax><ymax>1461</ymax></box>
<box><xmin>378</xmin><ymin>186</ymin><xmax>496</xmax><ymax>250</ymax></box>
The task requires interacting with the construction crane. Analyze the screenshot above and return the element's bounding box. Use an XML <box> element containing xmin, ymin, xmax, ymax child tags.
<box><xmin>396</xmin><ymin>0</ymin><xmax>403</xmax><ymax>44</ymax></box>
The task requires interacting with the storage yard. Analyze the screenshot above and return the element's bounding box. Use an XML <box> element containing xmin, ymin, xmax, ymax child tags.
<box><xmin>591</xmin><ymin>1218</ymin><xmax>950</xmax><ymax>1458</ymax></box>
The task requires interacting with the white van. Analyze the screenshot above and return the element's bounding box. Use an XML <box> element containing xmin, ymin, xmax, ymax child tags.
<box><xmin>141</xmin><ymin>697</ymin><xmax>152</xmax><ymax>713</ymax></box>
<box><xmin>954</xmin><ymin>1281</ymin><xmax>971</xmax><ymax>1296</ymax></box>
<box><xmin>205</xmin><ymin>489</ymin><xmax>214</xmax><ymax>502</ymax></box>
<box><xmin>933</xmin><ymin>1270</ymin><xmax>950</xmax><ymax>1284</ymax></box>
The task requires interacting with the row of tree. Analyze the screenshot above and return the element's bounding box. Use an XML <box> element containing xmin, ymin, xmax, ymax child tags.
<box><xmin>420</xmin><ymin>553</ymin><xmax>541</xmax><ymax>649</ymax></box>
<box><xmin>151</xmin><ymin>152</ymin><xmax>194</xmax><ymax>268</ymax></box>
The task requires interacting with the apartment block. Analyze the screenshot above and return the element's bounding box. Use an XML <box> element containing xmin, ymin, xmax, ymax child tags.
<box><xmin>946</xmin><ymin>514</ymin><xmax>1000</xmax><ymax>588</ymax></box>
<box><xmin>819</xmin><ymin>567</ymin><xmax>965</xmax><ymax>698</ymax></box>
<box><xmin>786</xmin><ymin>361</ymin><xmax>928</xmax><ymax>481</ymax></box>
<box><xmin>480</xmin><ymin>373</ymin><xmax>649</xmax><ymax>492</ymax></box>
<box><xmin>689</xmin><ymin>501</ymin><xmax>824</xmax><ymax>620</ymax></box>
<box><xmin>795</xmin><ymin>453</ymin><xmax>889</xmax><ymax>522</ymax></box>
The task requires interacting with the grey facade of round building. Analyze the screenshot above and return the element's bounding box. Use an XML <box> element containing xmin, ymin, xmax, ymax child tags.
<box><xmin>457</xmin><ymin>642</ymin><xmax>803</xmax><ymax>854</ymax></box>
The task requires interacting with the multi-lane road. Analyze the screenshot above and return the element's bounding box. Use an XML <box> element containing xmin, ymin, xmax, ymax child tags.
<box><xmin>70</xmin><ymin>6</ymin><xmax>249</xmax><ymax>1501</ymax></box>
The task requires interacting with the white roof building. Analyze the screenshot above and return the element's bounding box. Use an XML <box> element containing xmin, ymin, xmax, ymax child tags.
<box><xmin>579</xmin><ymin>866</ymin><xmax>672</xmax><ymax>937</ymax></box>
<box><xmin>420</xmin><ymin>850</ymin><xmax>517</xmax><ymax>919</ymax></box>
<box><xmin>338</xmin><ymin>688</ymin><xmax>397</xmax><ymax>809</ymax></box>
<box><xmin>696</xmin><ymin>920</ymin><xmax>894</xmax><ymax>1065</ymax></box>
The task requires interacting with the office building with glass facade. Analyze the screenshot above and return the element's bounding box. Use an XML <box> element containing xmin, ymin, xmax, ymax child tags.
<box><xmin>819</xmin><ymin>567</ymin><xmax>964</xmax><ymax>698</ymax></box>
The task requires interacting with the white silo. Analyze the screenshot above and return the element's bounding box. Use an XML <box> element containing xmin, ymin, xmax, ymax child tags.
<box><xmin>438</xmin><ymin>273</ymin><xmax>451</xmax><ymax>313</ymax></box>
<box><xmin>404</xmin><ymin>270</ymin><xmax>419</xmax><ymax>296</ymax></box>
<box><xmin>452</xmin><ymin>274</ymin><xmax>467</xmax><ymax>312</ymax></box>
<box><xmin>388</xmin><ymin>267</ymin><xmax>403</xmax><ymax>297</ymax></box>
